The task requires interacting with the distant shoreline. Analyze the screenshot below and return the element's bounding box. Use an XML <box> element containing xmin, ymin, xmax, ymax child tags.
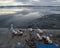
<box><xmin>0</xmin><ymin>5</ymin><xmax>60</xmax><ymax>8</ymax></box>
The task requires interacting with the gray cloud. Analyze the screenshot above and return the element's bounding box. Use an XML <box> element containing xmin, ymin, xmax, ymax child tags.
<box><xmin>15</xmin><ymin>0</ymin><xmax>29</xmax><ymax>2</ymax></box>
<box><xmin>15</xmin><ymin>0</ymin><xmax>60</xmax><ymax>6</ymax></box>
<box><xmin>0</xmin><ymin>0</ymin><xmax>60</xmax><ymax>6</ymax></box>
<box><xmin>41</xmin><ymin>0</ymin><xmax>57</xmax><ymax>2</ymax></box>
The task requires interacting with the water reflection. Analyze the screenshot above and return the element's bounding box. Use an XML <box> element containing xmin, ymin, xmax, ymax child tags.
<box><xmin>0</xmin><ymin>7</ymin><xmax>60</xmax><ymax>27</ymax></box>
<box><xmin>0</xmin><ymin>7</ymin><xmax>60</xmax><ymax>15</ymax></box>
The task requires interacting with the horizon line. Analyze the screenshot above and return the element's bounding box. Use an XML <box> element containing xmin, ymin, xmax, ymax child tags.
<box><xmin>0</xmin><ymin>5</ymin><xmax>60</xmax><ymax>7</ymax></box>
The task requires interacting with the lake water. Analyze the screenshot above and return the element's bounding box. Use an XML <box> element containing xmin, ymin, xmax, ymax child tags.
<box><xmin>0</xmin><ymin>6</ymin><xmax>60</xmax><ymax>28</ymax></box>
<box><xmin>0</xmin><ymin>6</ymin><xmax>60</xmax><ymax>21</ymax></box>
<box><xmin>0</xmin><ymin>6</ymin><xmax>60</xmax><ymax>48</ymax></box>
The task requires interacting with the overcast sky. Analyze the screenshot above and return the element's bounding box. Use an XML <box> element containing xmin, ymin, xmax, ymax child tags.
<box><xmin>0</xmin><ymin>0</ymin><xmax>60</xmax><ymax>6</ymax></box>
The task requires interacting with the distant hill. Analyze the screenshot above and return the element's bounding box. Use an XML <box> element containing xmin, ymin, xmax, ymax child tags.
<box><xmin>26</xmin><ymin>14</ymin><xmax>60</xmax><ymax>29</ymax></box>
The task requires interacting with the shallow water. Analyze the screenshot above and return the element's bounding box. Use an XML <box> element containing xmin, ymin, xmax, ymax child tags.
<box><xmin>0</xmin><ymin>28</ymin><xmax>60</xmax><ymax>48</ymax></box>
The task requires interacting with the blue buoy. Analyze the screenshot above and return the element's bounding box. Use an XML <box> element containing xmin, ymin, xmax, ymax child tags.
<box><xmin>36</xmin><ymin>44</ymin><xmax>58</xmax><ymax>48</ymax></box>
